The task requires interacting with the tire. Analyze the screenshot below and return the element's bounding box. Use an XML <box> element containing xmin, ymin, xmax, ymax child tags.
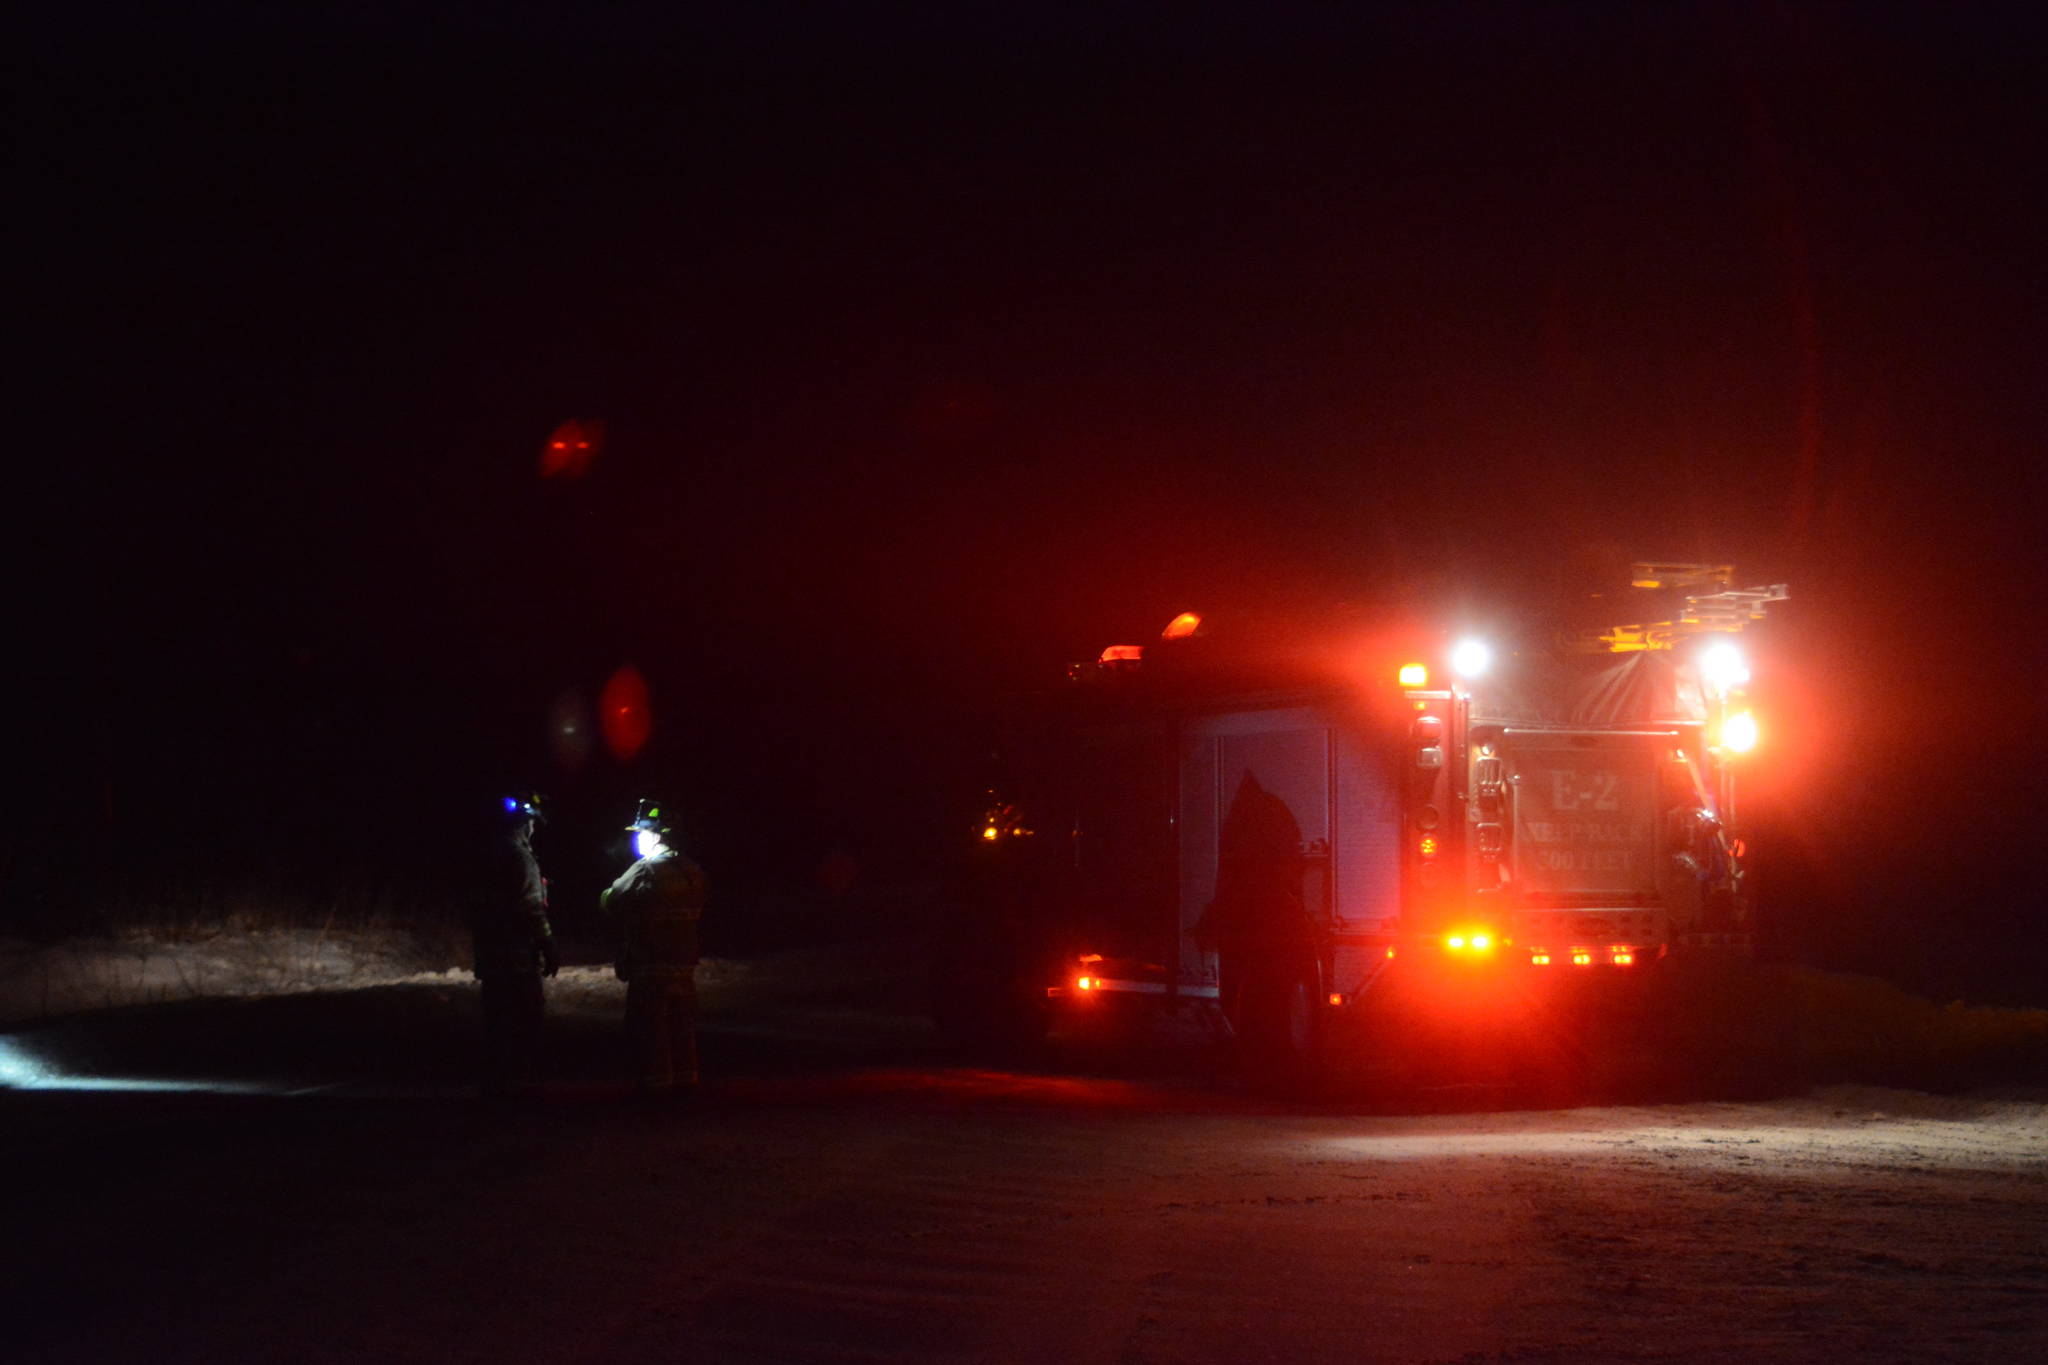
<box><xmin>1234</xmin><ymin>959</ymin><xmax>1323</xmax><ymax>1096</ymax></box>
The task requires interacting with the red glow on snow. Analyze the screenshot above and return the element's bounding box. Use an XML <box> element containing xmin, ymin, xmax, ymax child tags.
<box><xmin>599</xmin><ymin>665</ymin><xmax>652</xmax><ymax>760</ymax></box>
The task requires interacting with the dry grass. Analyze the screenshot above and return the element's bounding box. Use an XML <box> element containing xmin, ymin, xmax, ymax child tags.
<box><xmin>1654</xmin><ymin>959</ymin><xmax>2048</xmax><ymax>1090</ymax></box>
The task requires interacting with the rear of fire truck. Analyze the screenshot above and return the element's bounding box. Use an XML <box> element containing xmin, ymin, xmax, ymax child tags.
<box><xmin>1405</xmin><ymin>563</ymin><xmax>1782</xmax><ymax>980</ymax></box>
<box><xmin>1362</xmin><ymin>564</ymin><xmax>1785</xmax><ymax>1082</ymax></box>
<box><xmin>933</xmin><ymin>565</ymin><xmax>1785</xmax><ymax>1078</ymax></box>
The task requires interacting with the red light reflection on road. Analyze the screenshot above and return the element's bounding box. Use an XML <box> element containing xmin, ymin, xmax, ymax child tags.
<box><xmin>720</xmin><ymin>1068</ymin><xmax>1275</xmax><ymax>1114</ymax></box>
<box><xmin>599</xmin><ymin>665</ymin><xmax>652</xmax><ymax>760</ymax></box>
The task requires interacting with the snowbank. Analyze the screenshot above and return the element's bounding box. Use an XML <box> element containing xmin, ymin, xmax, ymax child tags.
<box><xmin>0</xmin><ymin>927</ymin><xmax>459</xmax><ymax>1025</ymax></box>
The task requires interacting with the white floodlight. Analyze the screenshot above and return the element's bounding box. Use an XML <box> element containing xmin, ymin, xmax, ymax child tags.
<box><xmin>1699</xmin><ymin>639</ymin><xmax>1750</xmax><ymax>696</ymax></box>
<box><xmin>1449</xmin><ymin>638</ymin><xmax>1492</xmax><ymax>678</ymax></box>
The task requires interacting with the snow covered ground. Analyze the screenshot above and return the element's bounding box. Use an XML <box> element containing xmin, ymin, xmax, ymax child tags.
<box><xmin>2</xmin><ymin>929</ymin><xmax>2045</xmax><ymax>1362</ymax></box>
<box><xmin>0</xmin><ymin>926</ymin><xmax>460</xmax><ymax>1024</ymax></box>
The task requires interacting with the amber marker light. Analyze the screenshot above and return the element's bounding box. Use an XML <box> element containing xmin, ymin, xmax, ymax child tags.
<box><xmin>1398</xmin><ymin>663</ymin><xmax>1429</xmax><ymax>687</ymax></box>
<box><xmin>1612</xmin><ymin>950</ymin><xmax>1635</xmax><ymax>966</ymax></box>
<box><xmin>1531</xmin><ymin>953</ymin><xmax>1552</xmax><ymax>966</ymax></box>
<box><xmin>1162</xmin><ymin>612</ymin><xmax>1202</xmax><ymax>640</ymax></box>
<box><xmin>1571</xmin><ymin>951</ymin><xmax>1593</xmax><ymax>966</ymax></box>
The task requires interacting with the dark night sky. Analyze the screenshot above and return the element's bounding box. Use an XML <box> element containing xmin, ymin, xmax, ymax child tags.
<box><xmin>13</xmin><ymin>3</ymin><xmax>2046</xmax><ymax>991</ymax></box>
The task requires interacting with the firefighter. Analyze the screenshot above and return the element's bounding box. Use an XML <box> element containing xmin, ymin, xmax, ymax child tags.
<box><xmin>1199</xmin><ymin>773</ymin><xmax>1320</xmax><ymax>1069</ymax></box>
<box><xmin>471</xmin><ymin>791</ymin><xmax>562</xmax><ymax>1095</ymax></box>
<box><xmin>603</xmin><ymin>798</ymin><xmax>706</xmax><ymax>1096</ymax></box>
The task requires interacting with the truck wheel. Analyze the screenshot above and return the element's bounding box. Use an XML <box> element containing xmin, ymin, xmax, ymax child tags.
<box><xmin>1238</xmin><ymin>964</ymin><xmax>1322</xmax><ymax>1095</ymax></box>
<box><xmin>1275</xmin><ymin>973</ymin><xmax>1317</xmax><ymax>1070</ymax></box>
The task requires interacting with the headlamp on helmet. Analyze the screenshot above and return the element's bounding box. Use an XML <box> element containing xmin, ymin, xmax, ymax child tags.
<box><xmin>628</xmin><ymin>798</ymin><xmax>673</xmax><ymax>861</ymax></box>
<box><xmin>500</xmin><ymin>791</ymin><xmax>546</xmax><ymax>826</ymax></box>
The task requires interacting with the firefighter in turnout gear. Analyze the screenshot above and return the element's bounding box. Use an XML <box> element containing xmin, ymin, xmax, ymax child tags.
<box><xmin>604</xmin><ymin>799</ymin><xmax>706</xmax><ymax>1095</ymax></box>
<box><xmin>472</xmin><ymin>791</ymin><xmax>562</xmax><ymax>1095</ymax></box>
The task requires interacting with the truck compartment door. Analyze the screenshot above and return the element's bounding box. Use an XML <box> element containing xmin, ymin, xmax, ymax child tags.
<box><xmin>1180</xmin><ymin>707</ymin><xmax>1400</xmax><ymax>989</ymax></box>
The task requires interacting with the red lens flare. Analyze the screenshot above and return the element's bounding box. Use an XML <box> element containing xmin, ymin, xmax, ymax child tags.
<box><xmin>599</xmin><ymin>665</ymin><xmax>652</xmax><ymax>761</ymax></box>
<box><xmin>547</xmin><ymin>689</ymin><xmax>593</xmax><ymax>771</ymax></box>
<box><xmin>539</xmin><ymin>418</ymin><xmax>604</xmax><ymax>478</ymax></box>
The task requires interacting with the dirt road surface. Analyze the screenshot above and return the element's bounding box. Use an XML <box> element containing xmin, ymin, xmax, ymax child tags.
<box><xmin>4</xmin><ymin>961</ymin><xmax>2044</xmax><ymax>1364</ymax></box>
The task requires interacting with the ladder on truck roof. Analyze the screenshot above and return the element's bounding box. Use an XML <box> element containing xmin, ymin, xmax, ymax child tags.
<box><xmin>1575</xmin><ymin>562</ymin><xmax>1789</xmax><ymax>653</ymax></box>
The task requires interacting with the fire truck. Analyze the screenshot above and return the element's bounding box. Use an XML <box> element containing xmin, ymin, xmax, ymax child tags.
<box><xmin>931</xmin><ymin>564</ymin><xmax>1787</xmax><ymax>1075</ymax></box>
